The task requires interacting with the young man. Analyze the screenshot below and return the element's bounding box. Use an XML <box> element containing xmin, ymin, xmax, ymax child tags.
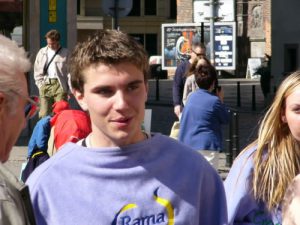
<box><xmin>27</xmin><ymin>30</ymin><xmax>227</xmax><ymax>225</ymax></box>
<box><xmin>34</xmin><ymin>29</ymin><xmax>69</xmax><ymax>118</ymax></box>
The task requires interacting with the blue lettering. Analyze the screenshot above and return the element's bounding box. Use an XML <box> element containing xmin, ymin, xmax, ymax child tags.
<box><xmin>132</xmin><ymin>218</ymin><xmax>140</xmax><ymax>225</ymax></box>
<box><xmin>140</xmin><ymin>214</ymin><xmax>155</xmax><ymax>224</ymax></box>
<box><xmin>119</xmin><ymin>212</ymin><xmax>166</xmax><ymax>225</ymax></box>
<box><xmin>156</xmin><ymin>213</ymin><xmax>165</xmax><ymax>223</ymax></box>
<box><xmin>121</xmin><ymin>216</ymin><xmax>131</xmax><ymax>225</ymax></box>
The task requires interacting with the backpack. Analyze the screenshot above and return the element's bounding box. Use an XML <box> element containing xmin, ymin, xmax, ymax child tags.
<box><xmin>21</xmin><ymin>151</ymin><xmax>49</xmax><ymax>182</ymax></box>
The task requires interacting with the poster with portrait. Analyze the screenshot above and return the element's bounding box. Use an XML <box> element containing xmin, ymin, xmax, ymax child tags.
<box><xmin>161</xmin><ymin>23</ymin><xmax>210</xmax><ymax>69</ymax></box>
<box><xmin>161</xmin><ymin>22</ymin><xmax>236</xmax><ymax>71</ymax></box>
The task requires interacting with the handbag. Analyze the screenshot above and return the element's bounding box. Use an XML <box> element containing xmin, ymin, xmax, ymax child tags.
<box><xmin>169</xmin><ymin>121</ymin><xmax>180</xmax><ymax>139</ymax></box>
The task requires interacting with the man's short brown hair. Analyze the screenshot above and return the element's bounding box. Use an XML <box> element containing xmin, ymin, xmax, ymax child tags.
<box><xmin>69</xmin><ymin>29</ymin><xmax>149</xmax><ymax>93</ymax></box>
<box><xmin>45</xmin><ymin>29</ymin><xmax>61</xmax><ymax>41</ymax></box>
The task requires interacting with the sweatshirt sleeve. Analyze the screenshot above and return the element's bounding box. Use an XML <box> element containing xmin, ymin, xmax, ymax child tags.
<box><xmin>199</xmin><ymin>163</ymin><xmax>228</xmax><ymax>225</ymax></box>
<box><xmin>224</xmin><ymin>147</ymin><xmax>258</xmax><ymax>224</ymax></box>
<box><xmin>214</xmin><ymin>99</ymin><xmax>230</xmax><ymax>125</ymax></box>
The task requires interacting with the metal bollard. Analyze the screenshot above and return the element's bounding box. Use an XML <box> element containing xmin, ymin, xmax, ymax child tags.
<box><xmin>155</xmin><ymin>76</ymin><xmax>160</xmax><ymax>101</ymax></box>
<box><xmin>232</xmin><ymin>112</ymin><xmax>240</xmax><ymax>159</ymax></box>
<box><xmin>237</xmin><ymin>81</ymin><xmax>241</xmax><ymax>107</ymax></box>
<box><xmin>225</xmin><ymin>109</ymin><xmax>233</xmax><ymax>167</ymax></box>
<box><xmin>252</xmin><ymin>85</ymin><xmax>256</xmax><ymax>111</ymax></box>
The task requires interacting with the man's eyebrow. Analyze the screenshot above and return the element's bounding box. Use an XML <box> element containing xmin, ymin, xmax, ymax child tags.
<box><xmin>90</xmin><ymin>85</ymin><xmax>111</xmax><ymax>91</ymax></box>
<box><xmin>128</xmin><ymin>80</ymin><xmax>144</xmax><ymax>85</ymax></box>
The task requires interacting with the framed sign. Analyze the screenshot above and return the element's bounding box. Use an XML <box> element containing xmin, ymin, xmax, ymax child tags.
<box><xmin>246</xmin><ymin>58</ymin><xmax>262</xmax><ymax>79</ymax></box>
<box><xmin>161</xmin><ymin>22</ymin><xmax>236</xmax><ymax>70</ymax></box>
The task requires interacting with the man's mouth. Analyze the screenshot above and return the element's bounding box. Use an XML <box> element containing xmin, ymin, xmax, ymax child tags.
<box><xmin>111</xmin><ymin>117</ymin><xmax>132</xmax><ymax>127</ymax></box>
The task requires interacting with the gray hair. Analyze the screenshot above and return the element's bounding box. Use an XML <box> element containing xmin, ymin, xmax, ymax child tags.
<box><xmin>0</xmin><ymin>35</ymin><xmax>31</xmax><ymax>112</ymax></box>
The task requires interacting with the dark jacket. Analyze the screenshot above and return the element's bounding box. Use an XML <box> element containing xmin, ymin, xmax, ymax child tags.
<box><xmin>172</xmin><ymin>60</ymin><xmax>190</xmax><ymax>106</ymax></box>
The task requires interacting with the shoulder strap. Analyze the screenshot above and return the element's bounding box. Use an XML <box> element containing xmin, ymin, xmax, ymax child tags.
<box><xmin>43</xmin><ymin>47</ymin><xmax>62</xmax><ymax>74</ymax></box>
<box><xmin>82</xmin><ymin>138</ymin><xmax>87</xmax><ymax>147</ymax></box>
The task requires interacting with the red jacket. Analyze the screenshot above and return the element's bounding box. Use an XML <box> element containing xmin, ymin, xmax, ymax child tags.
<box><xmin>50</xmin><ymin>110</ymin><xmax>91</xmax><ymax>149</ymax></box>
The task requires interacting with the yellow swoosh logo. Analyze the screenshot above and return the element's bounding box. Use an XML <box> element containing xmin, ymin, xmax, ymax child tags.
<box><xmin>153</xmin><ymin>189</ymin><xmax>174</xmax><ymax>225</ymax></box>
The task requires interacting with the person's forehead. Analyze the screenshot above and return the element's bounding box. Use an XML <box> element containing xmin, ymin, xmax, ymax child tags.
<box><xmin>46</xmin><ymin>38</ymin><xmax>57</xmax><ymax>44</ymax></box>
<box><xmin>83</xmin><ymin>62</ymin><xmax>144</xmax><ymax>79</ymax></box>
<box><xmin>193</xmin><ymin>46</ymin><xmax>205</xmax><ymax>53</ymax></box>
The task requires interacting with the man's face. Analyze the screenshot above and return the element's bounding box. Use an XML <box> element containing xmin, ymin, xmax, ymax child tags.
<box><xmin>0</xmin><ymin>74</ymin><xmax>28</xmax><ymax>162</ymax></box>
<box><xmin>46</xmin><ymin>38</ymin><xmax>59</xmax><ymax>51</ymax></box>
<box><xmin>190</xmin><ymin>46</ymin><xmax>206</xmax><ymax>61</ymax></box>
<box><xmin>75</xmin><ymin>62</ymin><xmax>148</xmax><ymax>147</ymax></box>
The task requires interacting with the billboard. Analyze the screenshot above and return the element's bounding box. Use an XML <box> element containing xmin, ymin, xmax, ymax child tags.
<box><xmin>161</xmin><ymin>22</ymin><xmax>236</xmax><ymax>70</ymax></box>
<box><xmin>214</xmin><ymin>22</ymin><xmax>236</xmax><ymax>70</ymax></box>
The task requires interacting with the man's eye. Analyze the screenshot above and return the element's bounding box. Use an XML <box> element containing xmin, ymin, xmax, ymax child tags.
<box><xmin>128</xmin><ymin>85</ymin><xmax>139</xmax><ymax>91</ymax></box>
<box><xmin>96</xmin><ymin>88</ymin><xmax>113</xmax><ymax>96</ymax></box>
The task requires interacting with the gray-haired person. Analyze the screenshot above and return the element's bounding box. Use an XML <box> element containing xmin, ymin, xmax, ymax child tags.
<box><xmin>0</xmin><ymin>34</ymin><xmax>38</xmax><ymax>224</ymax></box>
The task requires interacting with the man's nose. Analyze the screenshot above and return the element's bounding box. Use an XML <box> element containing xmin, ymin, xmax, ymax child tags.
<box><xmin>113</xmin><ymin>92</ymin><xmax>129</xmax><ymax>110</ymax></box>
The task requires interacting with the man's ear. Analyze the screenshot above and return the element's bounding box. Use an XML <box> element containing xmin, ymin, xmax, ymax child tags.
<box><xmin>144</xmin><ymin>82</ymin><xmax>149</xmax><ymax>102</ymax></box>
<box><xmin>74</xmin><ymin>90</ymin><xmax>88</xmax><ymax>111</ymax></box>
<box><xmin>0</xmin><ymin>93</ymin><xmax>6</xmax><ymax>120</ymax></box>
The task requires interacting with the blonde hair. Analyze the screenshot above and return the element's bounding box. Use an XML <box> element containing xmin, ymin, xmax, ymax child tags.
<box><xmin>252</xmin><ymin>71</ymin><xmax>300</xmax><ymax>210</ymax></box>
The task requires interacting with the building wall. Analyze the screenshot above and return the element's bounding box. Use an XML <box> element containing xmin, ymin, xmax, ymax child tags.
<box><xmin>177</xmin><ymin>0</ymin><xmax>193</xmax><ymax>22</ymax></box>
<box><xmin>272</xmin><ymin>0</ymin><xmax>300</xmax><ymax>87</ymax></box>
<box><xmin>77</xmin><ymin>0</ymin><xmax>176</xmax><ymax>57</ymax></box>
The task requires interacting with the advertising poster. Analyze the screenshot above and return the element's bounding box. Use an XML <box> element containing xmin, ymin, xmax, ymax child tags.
<box><xmin>214</xmin><ymin>22</ymin><xmax>236</xmax><ymax>70</ymax></box>
<box><xmin>162</xmin><ymin>22</ymin><xmax>236</xmax><ymax>71</ymax></box>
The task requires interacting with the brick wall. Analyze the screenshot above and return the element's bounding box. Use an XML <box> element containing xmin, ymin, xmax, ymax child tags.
<box><xmin>263</xmin><ymin>0</ymin><xmax>271</xmax><ymax>55</ymax></box>
<box><xmin>177</xmin><ymin>0</ymin><xmax>193</xmax><ymax>22</ymax></box>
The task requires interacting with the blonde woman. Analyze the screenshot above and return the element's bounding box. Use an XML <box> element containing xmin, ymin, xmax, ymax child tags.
<box><xmin>225</xmin><ymin>71</ymin><xmax>300</xmax><ymax>224</ymax></box>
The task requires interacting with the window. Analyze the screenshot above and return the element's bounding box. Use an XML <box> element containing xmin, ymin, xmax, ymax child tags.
<box><xmin>145</xmin><ymin>34</ymin><xmax>157</xmax><ymax>56</ymax></box>
<box><xmin>284</xmin><ymin>44</ymin><xmax>299</xmax><ymax>74</ymax></box>
<box><xmin>130</xmin><ymin>34</ymin><xmax>144</xmax><ymax>45</ymax></box>
<box><xmin>170</xmin><ymin>0</ymin><xmax>177</xmax><ymax>19</ymax></box>
<box><xmin>144</xmin><ymin>0</ymin><xmax>156</xmax><ymax>16</ymax></box>
<box><xmin>128</xmin><ymin>0</ymin><xmax>141</xmax><ymax>16</ymax></box>
<box><xmin>77</xmin><ymin>0</ymin><xmax>80</xmax><ymax>15</ymax></box>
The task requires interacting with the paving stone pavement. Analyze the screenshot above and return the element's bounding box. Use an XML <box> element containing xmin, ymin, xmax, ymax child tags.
<box><xmin>8</xmin><ymin>78</ymin><xmax>269</xmax><ymax>180</ymax></box>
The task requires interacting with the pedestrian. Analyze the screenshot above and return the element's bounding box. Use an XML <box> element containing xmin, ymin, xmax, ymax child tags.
<box><xmin>34</xmin><ymin>29</ymin><xmax>69</xmax><ymax>118</ymax></box>
<box><xmin>172</xmin><ymin>42</ymin><xmax>206</xmax><ymax>118</ymax></box>
<box><xmin>182</xmin><ymin>55</ymin><xmax>212</xmax><ymax>105</ymax></box>
<box><xmin>22</xmin><ymin>100</ymin><xmax>71</xmax><ymax>182</ymax></box>
<box><xmin>0</xmin><ymin>34</ymin><xmax>37</xmax><ymax>225</ymax></box>
<box><xmin>27</xmin><ymin>29</ymin><xmax>228</xmax><ymax>225</ymax></box>
<box><xmin>282</xmin><ymin>174</ymin><xmax>300</xmax><ymax>225</ymax></box>
<box><xmin>49</xmin><ymin>104</ymin><xmax>91</xmax><ymax>153</ymax></box>
<box><xmin>179</xmin><ymin>64</ymin><xmax>229</xmax><ymax>167</ymax></box>
<box><xmin>224</xmin><ymin>71</ymin><xmax>300</xmax><ymax>224</ymax></box>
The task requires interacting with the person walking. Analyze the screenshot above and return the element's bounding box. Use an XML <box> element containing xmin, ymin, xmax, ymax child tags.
<box><xmin>172</xmin><ymin>42</ymin><xmax>206</xmax><ymax>118</ymax></box>
<box><xmin>34</xmin><ymin>29</ymin><xmax>69</xmax><ymax>118</ymax></box>
<box><xmin>0</xmin><ymin>34</ymin><xmax>37</xmax><ymax>225</ymax></box>
<box><xmin>179</xmin><ymin>65</ymin><xmax>229</xmax><ymax>167</ymax></box>
<box><xmin>27</xmin><ymin>29</ymin><xmax>227</xmax><ymax>225</ymax></box>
